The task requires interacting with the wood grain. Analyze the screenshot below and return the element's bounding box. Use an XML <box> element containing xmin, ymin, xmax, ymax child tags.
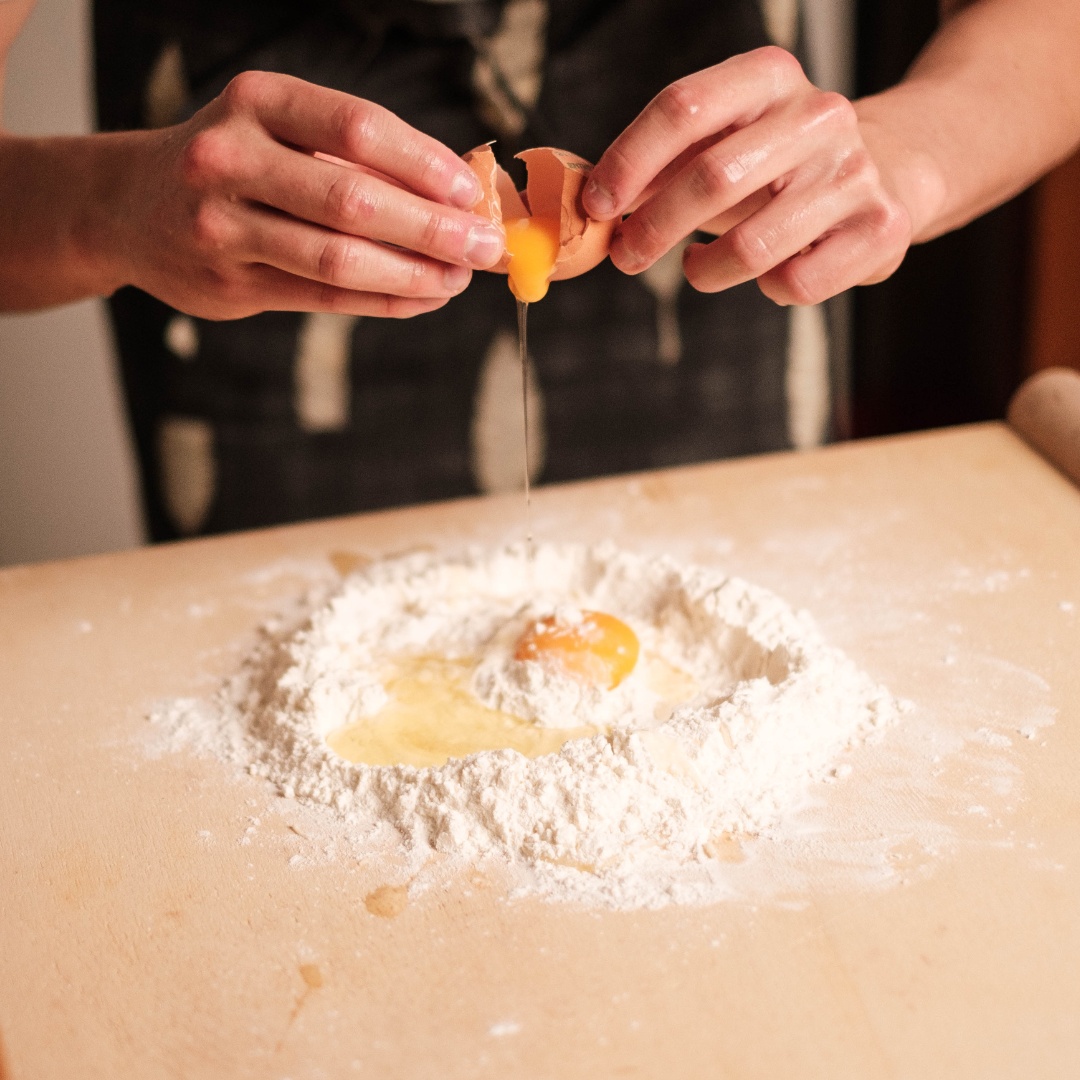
<box><xmin>2</xmin><ymin>424</ymin><xmax>1079</xmax><ymax>1079</ymax></box>
<box><xmin>0</xmin><ymin>1026</ymin><xmax>11</xmax><ymax>1080</ymax></box>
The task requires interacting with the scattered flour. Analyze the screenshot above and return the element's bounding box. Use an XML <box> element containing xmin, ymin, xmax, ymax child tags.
<box><xmin>153</xmin><ymin>543</ymin><xmax>904</xmax><ymax>909</ymax></box>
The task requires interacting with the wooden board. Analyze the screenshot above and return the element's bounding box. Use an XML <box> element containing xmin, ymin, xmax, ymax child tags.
<box><xmin>2</xmin><ymin>423</ymin><xmax>1080</xmax><ymax>1080</ymax></box>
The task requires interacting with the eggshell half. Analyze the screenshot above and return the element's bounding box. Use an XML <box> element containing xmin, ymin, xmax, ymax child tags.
<box><xmin>461</xmin><ymin>144</ymin><xmax>520</xmax><ymax>273</ymax></box>
<box><xmin>462</xmin><ymin>143</ymin><xmax>616</xmax><ymax>284</ymax></box>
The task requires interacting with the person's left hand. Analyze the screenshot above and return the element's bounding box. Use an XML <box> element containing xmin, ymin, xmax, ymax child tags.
<box><xmin>582</xmin><ymin>47</ymin><xmax>912</xmax><ymax>305</ymax></box>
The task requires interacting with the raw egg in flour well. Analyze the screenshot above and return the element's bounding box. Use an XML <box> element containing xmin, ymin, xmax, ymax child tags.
<box><xmin>464</xmin><ymin>144</ymin><xmax>617</xmax><ymax>302</ymax></box>
<box><xmin>515</xmin><ymin>610</ymin><xmax>640</xmax><ymax>690</ymax></box>
<box><xmin>324</xmin><ymin>610</ymin><xmax>639</xmax><ymax>768</ymax></box>
<box><xmin>325</xmin><ymin>656</ymin><xmax>600</xmax><ymax>769</ymax></box>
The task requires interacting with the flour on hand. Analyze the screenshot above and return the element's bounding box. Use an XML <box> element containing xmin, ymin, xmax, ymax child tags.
<box><xmin>153</xmin><ymin>543</ymin><xmax>902</xmax><ymax>909</ymax></box>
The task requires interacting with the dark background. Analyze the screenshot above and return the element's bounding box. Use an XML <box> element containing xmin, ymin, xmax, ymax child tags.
<box><xmin>852</xmin><ymin>0</ymin><xmax>1031</xmax><ymax>438</ymax></box>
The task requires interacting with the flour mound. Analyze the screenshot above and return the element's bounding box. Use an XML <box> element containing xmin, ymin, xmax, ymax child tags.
<box><xmin>154</xmin><ymin>543</ymin><xmax>901</xmax><ymax>909</ymax></box>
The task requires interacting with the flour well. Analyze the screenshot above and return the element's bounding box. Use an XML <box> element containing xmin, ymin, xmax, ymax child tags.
<box><xmin>154</xmin><ymin>543</ymin><xmax>903</xmax><ymax>908</ymax></box>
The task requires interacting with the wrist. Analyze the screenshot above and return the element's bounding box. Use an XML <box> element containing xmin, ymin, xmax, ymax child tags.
<box><xmin>69</xmin><ymin>130</ymin><xmax>154</xmax><ymax>297</ymax></box>
<box><xmin>855</xmin><ymin>92</ymin><xmax>949</xmax><ymax>243</ymax></box>
<box><xmin>0</xmin><ymin>131</ymin><xmax>136</xmax><ymax>305</ymax></box>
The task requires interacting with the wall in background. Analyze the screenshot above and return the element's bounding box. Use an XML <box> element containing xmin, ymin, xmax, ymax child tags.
<box><xmin>1027</xmin><ymin>150</ymin><xmax>1080</xmax><ymax>375</ymax></box>
<box><xmin>0</xmin><ymin>0</ymin><xmax>144</xmax><ymax>567</ymax></box>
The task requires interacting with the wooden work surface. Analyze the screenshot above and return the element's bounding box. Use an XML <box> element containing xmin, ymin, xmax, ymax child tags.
<box><xmin>3</xmin><ymin>422</ymin><xmax>1080</xmax><ymax>1079</ymax></box>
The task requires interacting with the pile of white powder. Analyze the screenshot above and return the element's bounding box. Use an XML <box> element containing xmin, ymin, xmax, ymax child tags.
<box><xmin>154</xmin><ymin>543</ymin><xmax>903</xmax><ymax>908</ymax></box>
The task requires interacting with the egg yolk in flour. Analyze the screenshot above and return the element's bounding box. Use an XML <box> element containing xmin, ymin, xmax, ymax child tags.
<box><xmin>504</xmin><ymin>217</ymin><xmax>561</xmax><ymax>303</ymax></box>
<box><xmin>515</xmin><ymin>610</ymin><xmax>640</xmax><ymax>690</ymax></box>
<box><xmin>324</xmin><ymin>611</ymin><xmax>641</xmax><ymax>768</ymax></box>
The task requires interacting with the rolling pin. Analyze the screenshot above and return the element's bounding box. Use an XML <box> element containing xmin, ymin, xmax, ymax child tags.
<box><xmin>1007</xmin><ymin>367</ymin><xmax>1080</xmax><ymax>488</ymax></box>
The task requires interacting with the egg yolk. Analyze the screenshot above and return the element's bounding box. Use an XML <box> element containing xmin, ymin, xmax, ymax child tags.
<box><xmin>504</xmin><ymin>217</ymin><xmax>560</xmax><ymax>303</ymax></box>
<box><xmin>514</xmin><ymin>610</ymin><xmax>640</xmax><ymax>689</ymax></box>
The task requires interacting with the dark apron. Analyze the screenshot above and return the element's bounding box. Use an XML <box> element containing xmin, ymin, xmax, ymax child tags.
<box><xmin>98</xmin><ymin>0</ymin><xmax>790</xmax><ymax>538</ymax></box>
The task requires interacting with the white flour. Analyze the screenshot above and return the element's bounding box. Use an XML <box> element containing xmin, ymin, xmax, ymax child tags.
<box><xmin>154</xmin><ymin>543</ymin><xmax>903</xmax><ymax>908</ymax></box>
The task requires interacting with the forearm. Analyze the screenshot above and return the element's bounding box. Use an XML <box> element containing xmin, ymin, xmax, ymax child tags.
<box><xmin>0</xmin><ymin>131</ymin><xmax>144</xmax><ymax>310</ymax></box>
<box><xmin>856</xmin><ymin>0</ymin><xmax>1080</xmax><ymax>243</ymax></box>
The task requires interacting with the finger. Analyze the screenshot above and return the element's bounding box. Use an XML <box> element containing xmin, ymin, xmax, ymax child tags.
<box><xmin>699</xmin><ymin>187</ymin><xmax>773</xmax><ymax>237</ymax></box>
<box><xmin>624</xmin><ymin>134</ymin><xmax>723</xmax><ymax>212</ymax></box>
<box><xmin>611</xmin><ymin>91</ymin><xmax>856</xmax><ymax>273</ymax></box>
<box><xmin>582</xmin><ymin>47</ymin><xmax>806</xmax><ymax>220</ymax></box>
<box><xmin>243</xmin><ymin>263</ymin><xmax>452</xmax><ymax>318</ymax></box>
<box><xmin>222</xmin><ymin>70</ymin><xmax>483</xmax><ymax>209</ymax></box>
<box><xmin>681</xmin><ymin>160</ymin><xmax>886</xmax><ymax>293</ymax></box>
<box><xmin>240</xmin><ymin>141</ymin><xmax>504</xmax><ymax>269</ymax></box>
<box><xmin>241</xmin><ymin>205</ymin><xmax>474</xmax><ymax>298</ymax></box>
<box><xmin>312</xmin><ymin>152</ymin><xmax>410</xmax><ymax>194</ymax></box>
<box><xmin>755</xmin><ymin>203</ymin><xmax>909</xmax><ymax>306</ymax></box>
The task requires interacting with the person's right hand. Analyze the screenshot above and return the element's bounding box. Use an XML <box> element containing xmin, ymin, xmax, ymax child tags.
<box><xmin>98</xmin><ymin>71</ymin><xmax>505</xmax><ymax>319</ymax></box>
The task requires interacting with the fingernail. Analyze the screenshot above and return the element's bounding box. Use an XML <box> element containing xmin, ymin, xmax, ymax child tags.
<box><xmin>611</xmin><ymin>229</ymin><xmax>643</xmax><ymax>273</ymax></box>
<box><xmin>444</xmin><ymin>264</ymin><xmax>472</xmax><ymax>293</ymax></box>
<box><xmin>464</xmin><ymin>224</ymin><xmax>503</xmax><ymax>267</ymax></box>
<box><xmin>449</xmin><ymin>169</ymin><xmax>481</xmax><ymax>209</ymax></box>
<box><xmin>585</xmin><ymin>178</ymin><xmax>615</xmax><ymax>217</ymax></box>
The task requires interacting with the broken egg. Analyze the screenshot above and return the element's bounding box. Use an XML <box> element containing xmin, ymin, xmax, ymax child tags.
<box><xmin>515</xmin><ymin>610</ymin><xmax>640</xmax><ymax>690</ymax></box>
<box><xmin>463</xmin><ymin>143</ymin><xmax>617</xmax><ymax>302</ymax></box>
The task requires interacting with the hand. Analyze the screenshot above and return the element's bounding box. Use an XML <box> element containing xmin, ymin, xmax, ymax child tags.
<box><xmin>582</xmin><ymin>48</ymin><xmax>912</xmax><ymax>306</ymax></box>
<box><xmin>101</xmin><ymin>71</ymin><xmax>505</xmax><ymax>319</ymax></box>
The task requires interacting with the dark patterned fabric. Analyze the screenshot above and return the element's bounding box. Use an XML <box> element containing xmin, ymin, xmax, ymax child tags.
<box><xmin>96</xmin><ymin>0</ymin><xmax>792</xmax><ymax>539</ymax></box>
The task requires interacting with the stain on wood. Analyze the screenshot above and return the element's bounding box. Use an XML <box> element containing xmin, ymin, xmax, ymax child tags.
<box><xmin>329</xmin><ymin>551</ymin><xmax>372</xmax><ymax>577</ymax></box>
<box><xmin>364</xmin><ymin>884</ymin><xmax>409</xmax><ymax>918</ymax></box>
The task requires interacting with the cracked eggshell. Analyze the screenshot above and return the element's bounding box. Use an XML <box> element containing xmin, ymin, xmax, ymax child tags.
<box><xmin>463</xmin><ymin>143</ymin><xmax>616</xmax><ymax>282</ymax></box>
